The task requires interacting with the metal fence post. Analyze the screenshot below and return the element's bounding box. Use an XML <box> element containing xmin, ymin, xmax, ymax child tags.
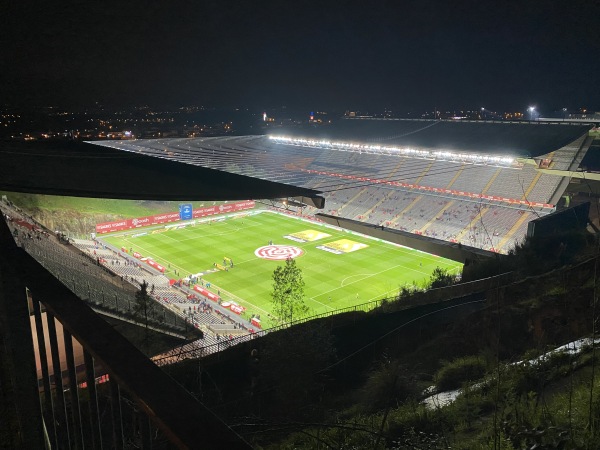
<box><xmin>32</xmin><ymin>298</ymin><xmax>58</xmax><ymax>447</ymax></box>
<box><xmin>64</xmin><ymin>329</ymin><xmax>85</xmax><ymax>450</ymax></box>
<box><xmin>109</xmin><ymin>379</ymin><xmax>124</xmax><ymax>450</ymax></box>
<box><xmin>46</xmin><ymin>311</ymin><xmax>71</xmax><ymax>449</ymax></box>
<box><xmin>84</xmin><ymin>350</ymin><xmax>103</xmax><ymax>450</ymax></box>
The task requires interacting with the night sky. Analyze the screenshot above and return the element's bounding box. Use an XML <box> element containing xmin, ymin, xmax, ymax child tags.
<box><xmin>2</xmin><ymin>0</ymin><xmax>599</xmax><ymax>112</ymax></box>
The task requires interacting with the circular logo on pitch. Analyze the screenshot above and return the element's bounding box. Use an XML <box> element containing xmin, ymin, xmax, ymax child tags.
<box><xmin>255</xmin><ymin>245</ymin><xmax>304</xmax><ymax>260</ymax></box>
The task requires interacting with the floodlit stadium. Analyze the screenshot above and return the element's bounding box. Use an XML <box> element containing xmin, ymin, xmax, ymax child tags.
<box><xmin>1</xmin><ymin>117</ymin><xmax>598</xmax><ymax>448</ymax></box>
<box><xmin>1</xmin><ymin>117</ymin><xmax>595</xmax><ymax>360</ymax></box>
<box><xmin>93</xmin><ymin>118</ymin><xmax>595</xmax><ymax>253</ymax></box>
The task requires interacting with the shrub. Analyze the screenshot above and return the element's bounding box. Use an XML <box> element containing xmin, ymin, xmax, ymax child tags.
<box><xmin>359</xmin><ymin>358</ymin><xmax>417</xmax><ymax>413</ymax></box>
<box><xmin>434</xmin><ymin>356</ymin><xmax>487</xmax><ymax>391</ymax></box>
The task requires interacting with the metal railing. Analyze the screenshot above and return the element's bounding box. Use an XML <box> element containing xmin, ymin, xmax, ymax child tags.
<box><xmin>153</xmin><ymin>298</ymin><xmax>383</xmax><ymax>365</ymax></box>
<box><xmin>152</xmin><ymin>271</ymin><xmax>517</xmax><ymax>366</ymax></box>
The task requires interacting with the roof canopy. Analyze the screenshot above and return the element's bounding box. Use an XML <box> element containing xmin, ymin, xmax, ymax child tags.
<box><xmin>0</xmin><ymin>140</ymin><xmax>323</xmax><ymax>201</ymax></box>
<box><xmin>275</xmin><ymin>118</ymin><xmax>592</xmax><ymax>158</ymax></box>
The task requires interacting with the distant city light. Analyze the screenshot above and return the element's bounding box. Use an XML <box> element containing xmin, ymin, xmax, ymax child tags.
<box><xmin>269</xmin><ymin>136</ymin><xmax>517</xmax><ymax>167</ymax></box>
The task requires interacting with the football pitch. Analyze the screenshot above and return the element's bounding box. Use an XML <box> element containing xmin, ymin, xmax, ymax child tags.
<box><xmin>101</xmin><ymin>210</ymin><xmax>462</xmax><ymax>327</ymax></box>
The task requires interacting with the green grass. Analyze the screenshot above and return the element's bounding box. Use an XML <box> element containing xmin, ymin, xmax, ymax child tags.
<box><xmin>101</xmin><ymin>211</ymin><xmax>462</xmax><ymax>327</ymax></box>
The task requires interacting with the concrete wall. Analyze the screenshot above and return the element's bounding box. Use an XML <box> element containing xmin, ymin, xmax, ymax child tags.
<box><xmin>316</xmin><ymin>213</ymin><xmax>499</xmax><ymax>264</ymax></box>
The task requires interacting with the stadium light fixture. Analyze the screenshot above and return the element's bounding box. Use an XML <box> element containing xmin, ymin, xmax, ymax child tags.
<box><xmin>270</xmin><ymin>136</ymin><xmax>517</xmax><ymax>168</ymax></box>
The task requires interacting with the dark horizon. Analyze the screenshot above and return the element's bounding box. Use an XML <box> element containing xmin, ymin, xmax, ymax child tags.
<box><xmin>2</xmin><ymin>1</ymin><xmax>599</xmax><ymax>112</ymax></box>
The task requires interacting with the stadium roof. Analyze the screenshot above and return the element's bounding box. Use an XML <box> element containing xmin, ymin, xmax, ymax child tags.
<box><xmin>2</xmin><ymin>119</ymin><xmax>590</xmax><ymax>205</ymax></box>
<box><xmin>276</xmin><ymin>118</ymin><xmax>593</xmax><ymax>158</ymax></box>
<box><xmin>80</xmin><ymin>117</ymin><xmax>591</xmax><ymax>201</ymax></box>
<box><xmin>0</xmin><ymin>140</ymin><xmax>323</xmax><ymax>202</ymax></box>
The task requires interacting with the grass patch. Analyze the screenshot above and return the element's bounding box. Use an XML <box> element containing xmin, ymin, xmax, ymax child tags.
<box><xmin>434</xmin><ymin>356</ymin><xmax>487</xmax><ymax>391</ymax></box>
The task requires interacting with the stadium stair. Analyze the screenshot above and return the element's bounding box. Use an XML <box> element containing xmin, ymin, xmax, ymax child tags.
<box><xmin>387</xmin><ymin>158</ymin><xmax>407</xmax><ymax>179</ymax></box>
<box><xmin>359</xmin><ymin>189</ymin><xmax>395</xmax><ymax>221</ymax></box>
<box><xmin>388</xmin><ymin>195</ymin><xmax>423</xmax><ymax>226</ymax></box>
<box><xmin>415</xmin><ymin>161</ymin><xmax>434</xmax><ymax>184</ymax></box>
<box><xmin>521</xmin><ymin>170</ymin><xmax>544</xmax><ymax>201</ymax></box>
<box><xmin>385</xmin><ymin>161</ymin><xmax>434</xmax><ymax>227</ymax></box>
<box><xmin>445</xmin><ymin>164</ymin><xmax>466</xmax><ymax>189</ymax></box>
<box><xmin>495</xmin><ymin>211</ymin><xmax>532</xmax><ymax>252</ymax></box>
<box><xmin>454</xmin><ymin>205</ymin><xmax>491</xmax><ymax>243</ymax></box>
<box><xmin>337</xmin><ymin>188</ymin><xmax>368</xmax><ymax>215</ymax></box>
<box><xmin>481</xmin><ymin>168</ymin><xmax>502</xmax><ymax>195</ymax></box>
<box><xmin>414</xmin><ymin>168</ymin><xmax>465</xmax><ymax>233</ymax></box>
<box><xmin>419</xmin><ymin>200</ymin><xmax>455</xmax><ymax>234</ymax></box>
<box><xmin>363</xmin><ymin>158</ymin><xmax>410</xmax><ymax>222</ymax></box>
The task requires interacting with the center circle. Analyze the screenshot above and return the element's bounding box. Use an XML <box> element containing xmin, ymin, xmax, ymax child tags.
<box><xmin>255</xmin><ymin>245</ymin><xmax>304</xmax><ymax>260</ymax></box>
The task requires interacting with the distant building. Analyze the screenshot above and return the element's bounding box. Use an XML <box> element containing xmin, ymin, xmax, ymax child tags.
<box><xmin>568</xmin><ymin>111</ymin><xmax>600</xmax><ymax>121</ymax></box>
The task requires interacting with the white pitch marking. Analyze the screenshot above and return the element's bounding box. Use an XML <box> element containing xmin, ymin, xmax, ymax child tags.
<box><xmin>340</xmin><ymin>273</ymin><xmax>374</xmax><ymax>287</ymax></box>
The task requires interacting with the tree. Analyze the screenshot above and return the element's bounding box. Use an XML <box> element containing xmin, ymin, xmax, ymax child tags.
<box><xmin>428</xmin><ymin>267</ymin><xmax>455</xmax><ymax>289</ymax></box>
<box><xmin>271</xmin><ymin>257</ymin><xmax>308</xmax><ymax>323</ymax></box>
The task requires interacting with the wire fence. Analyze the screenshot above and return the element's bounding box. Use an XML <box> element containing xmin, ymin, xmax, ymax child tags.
<box><xmin>152</xmin><ymin>299</ymin><xmax>383</xmax><ymax>365</ymax></box>
<box><xmin>152</xmin><ymin>271</ymin><xmax>517</xmax><ymax>366</ymax></box>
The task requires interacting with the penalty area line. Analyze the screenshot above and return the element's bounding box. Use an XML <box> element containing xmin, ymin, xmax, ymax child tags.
<box><xmin>308</xmin><ymin>297</ymin><xmax>336</xmax><ymax>311</ymax></box>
